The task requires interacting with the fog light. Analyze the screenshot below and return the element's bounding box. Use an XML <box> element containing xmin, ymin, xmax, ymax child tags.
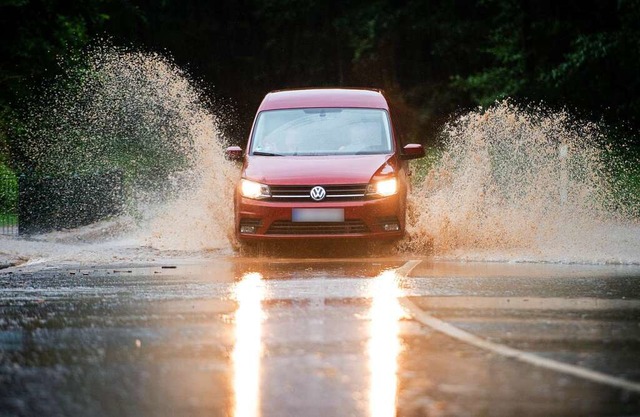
<box><xmin>240</xmin><ymin>219</ymin><xmax>261</xmax><ymax>234</ymax></box>
<box><xmin>383</xmin><ymin>223</ymin><xmax>400</xmax><ymax>232</ymax></box>
<box><xmin>240</xmin><ymin>225</ymin><xmax>257</xmax><ymax>234</ymax></box>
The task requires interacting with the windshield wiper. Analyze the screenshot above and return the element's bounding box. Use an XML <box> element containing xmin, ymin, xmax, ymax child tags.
<box><xmin>252</xmin><ymin>151</ymin><xmax>283</xmax><ymax>156</ymax></box>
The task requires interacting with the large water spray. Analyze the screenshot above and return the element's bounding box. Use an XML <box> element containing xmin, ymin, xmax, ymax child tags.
<box><xmin>17</xmin><ymin>44</ymin><xmax>237</xmax><ymax>252</ymax></box>
<box><xmin>405</xmin><ymin>102</ymin><xmax>640</xmax><ymax>264</ymax></box>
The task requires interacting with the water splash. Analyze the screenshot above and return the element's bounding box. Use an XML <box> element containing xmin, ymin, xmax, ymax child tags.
<box><xmin>16</xmin><ymin>43</ymin><xmax>237</xmax><ymax>253</ymax></box>
<box><xmin>7</xmin><ymin>47</ymin><xmax>639</xmax><ymax>265</ymax></box>
<box><xmin>405</xmin><ymin>101</ymin><xmax>640</xmax><ymax>264</ymax></box>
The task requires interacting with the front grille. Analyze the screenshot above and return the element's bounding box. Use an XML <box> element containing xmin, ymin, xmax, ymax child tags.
<box><xmin>266</xmin><ymin>220</ymin><xmax>370</xmax><ymax>235</ymax></box>
<box><xmin>269</xmin><ymin>184</ymin><xmax>367</xmax><ymax>201</ymax></box>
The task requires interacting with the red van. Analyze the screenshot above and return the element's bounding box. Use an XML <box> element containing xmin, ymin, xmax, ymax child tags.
<box><xmin>226</xmin><ymin>88</ymin><xmax>424</xmax><ymax>242</ymax></box>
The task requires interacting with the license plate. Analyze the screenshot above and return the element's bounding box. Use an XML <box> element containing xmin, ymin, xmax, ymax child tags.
<box><xmin>292</xmin><ymin>208</ymin><xmax>344</xmax><ymax>222</ymax></box>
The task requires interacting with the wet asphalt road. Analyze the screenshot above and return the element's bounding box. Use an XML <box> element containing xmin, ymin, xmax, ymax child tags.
<box><xmin>0</xmin><ymin>258</ymin><xmax>639</xmax><ymax>417</ymax></box>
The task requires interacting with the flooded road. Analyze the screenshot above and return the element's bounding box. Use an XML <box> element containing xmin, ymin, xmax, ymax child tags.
<box><xmin>4</xmin><ymin>35</ymin><xmax>640</xmax><ymax>417</ymax></box>
<box><xmin>1</xmin><ymin>257</ymin><xmax>639</xmax><ymax>416</ymax></box>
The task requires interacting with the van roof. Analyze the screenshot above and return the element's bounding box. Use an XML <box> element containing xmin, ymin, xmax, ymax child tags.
<box><xmin>258</xmin><ymin>88</ymin><xmax>389</xmax><ymax>112</ymax></box>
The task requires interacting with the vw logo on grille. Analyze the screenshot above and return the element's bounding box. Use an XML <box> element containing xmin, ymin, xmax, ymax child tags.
<box><xmin>310</xmin><ymin>186</ymin><xmax>326</xmax><ymax>201</ymax></box>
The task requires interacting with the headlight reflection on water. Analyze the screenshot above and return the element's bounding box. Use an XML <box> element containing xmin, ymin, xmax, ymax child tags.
<box><xmin>368</xmin><ymin>270</ymin><xmax>404</xmax><ymax>417</ymax></box>
<box><xmin>232</xmin><ymin>272</ymin><xmax>265</xmax><ymax>417</ymax></box>
<box><xmin>231</xmin><ymin>269</ymin><xmax>404</xmax><ymax>417</ymax></box>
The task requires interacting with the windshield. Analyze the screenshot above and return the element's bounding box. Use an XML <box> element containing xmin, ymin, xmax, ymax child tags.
<box><xmin>250</xmin><ymin>108</ymin><xmax>393</xmax><ymax>156</ymax></box>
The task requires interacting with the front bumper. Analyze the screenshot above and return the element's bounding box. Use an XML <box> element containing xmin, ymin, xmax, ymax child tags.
<box><xmin>235</xmin><ymin>195</ymin><xmax>405</xmax><ymax>240</ymax></box>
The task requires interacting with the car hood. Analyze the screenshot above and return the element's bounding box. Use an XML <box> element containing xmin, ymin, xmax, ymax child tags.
<box><xmin>243</xmin><ymin>154</ymin><xmax>393</xmax><ymax>185</ymax></box>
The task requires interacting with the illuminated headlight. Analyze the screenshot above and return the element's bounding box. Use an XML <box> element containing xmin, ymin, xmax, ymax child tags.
<box><xmin>240</xmin><ymin>179</ymin><xmax>271</xmax><ymax>199</ymax></box>
<box><xmin>367</xmin><ymin>178</ymin><xmax>397</xmax><ymax>197</ymax></box>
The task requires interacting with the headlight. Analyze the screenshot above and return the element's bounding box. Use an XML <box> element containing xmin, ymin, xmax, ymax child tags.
<box><xmin>240</xmin><ymin>179</ymin><xmax>271</xmax><ymax>199</ymax></box>
<box><xmin>366</xmin><ymin>178</ymin><xmax>397</xmax><ymax>197</ymax></box>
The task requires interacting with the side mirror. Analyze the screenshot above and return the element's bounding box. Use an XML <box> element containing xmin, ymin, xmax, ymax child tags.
<box><xmin>225</xmin><ymin>146</ymin><xmax>244</xmax><ymax>161</ymax></box>
<box><xmin>400</xmin><ymin>144</ymin><xmax>425</xmax><ymax>160</ymax></box>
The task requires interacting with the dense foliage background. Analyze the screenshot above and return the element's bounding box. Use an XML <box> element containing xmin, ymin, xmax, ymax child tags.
<box><xmin>1</xmin><ymin>0</ymin><xmax>639</xmax><ymax>168</ymax></box>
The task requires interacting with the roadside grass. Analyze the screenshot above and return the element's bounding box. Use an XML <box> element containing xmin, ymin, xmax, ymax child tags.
<box><xmin>0</xmin><ymin>214</ymin><xmax>17</xmax><ymax>226</ymax></box>
<box><xmin>0</xmin><ymin>162</ymin><xmax>18</xmax><ymax>208</ymax></box>
<box><xmin>0</xmin><ymin>161</ymin><xmax>18</xmax><ymax>230</ymax></box>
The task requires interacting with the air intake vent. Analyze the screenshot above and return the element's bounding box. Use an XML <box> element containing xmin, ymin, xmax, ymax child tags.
<box><xmin>266</xmin><ymin>220</ymin><xmax>369</xmax><ymax>235</ymax></box>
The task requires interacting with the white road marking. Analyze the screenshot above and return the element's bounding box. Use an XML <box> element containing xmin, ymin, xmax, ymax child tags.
<box><xmin>410</xmin><ymin>296</ymin><xmax>640</xmax><ymax>311</ymax></box>
<box><xmin>395</xmin><ymin>260</ymin><xmax>640</xmax><ymax>394</ymax></box>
